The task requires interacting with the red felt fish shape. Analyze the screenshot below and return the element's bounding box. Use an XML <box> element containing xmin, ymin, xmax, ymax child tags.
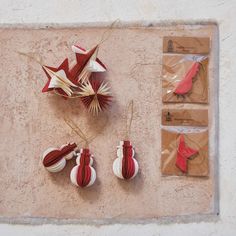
<box><xmin>174</xmin><ymin>61</ymin><xmax>200</xmax><ymax>95</ymax></box>
<box><xmin>176</xmin><ymin>134</ymin><xmax>198</xmax><ymax>173</ymax></box>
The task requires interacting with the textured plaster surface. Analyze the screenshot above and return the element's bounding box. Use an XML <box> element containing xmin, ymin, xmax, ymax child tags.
<box><xmin>0</xmin><ymin>0</ymin><xmax>236</xmax><ymax>235</ymax></box>
<box><xmin>0</xmin><ymin>25</ymin><xmax>217</xmax><ymax>221</ymax></box>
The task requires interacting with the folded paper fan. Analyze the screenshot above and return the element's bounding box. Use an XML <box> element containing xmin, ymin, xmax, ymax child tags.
<box><xmin>176</xmin><ymin>134</ymin><xmax>198</xmax><ymax>173</ymax></box>
<box><xmin>70</xmin><ymin>148</ymin><xmax>96</xmax><ymax>187</ymax></box>
<box><xmin>71</xmin><ymin>44</ymin><xmax>106</xmax><ymax>83</ymax></box>
<box><xmin>113</xmin><ymin>141</ymin><xmax>139</xmax><ymax>180</ymax></box>
<box><xmin>78</xmin><ymin>78</ymin><xmax>112</xmax><ymax>115</ymax></box>
<box><xmin>42</xmin><ymin>143</ymin><xmax>77</xmax><ymax>173</ymax></box>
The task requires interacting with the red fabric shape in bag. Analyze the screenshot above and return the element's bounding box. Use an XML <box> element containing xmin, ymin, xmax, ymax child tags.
<box><xmin>176</xmin><ymin>134</ymin><xmax>198</xmax><ymax>173</ymax></box>
<box><xmin>174</xmin><ymin>61</ymin><xmax>200</xmax><ymax>95</ymax></box>
<box><xmin>122</xmin><ymin>141</ymin><xmax>135</xmax><ymax>179</ymax></box>
<box><xmin>76</xmin><ymin>149</ymin><xmax>92</xmax><ymax>187</ymax></box>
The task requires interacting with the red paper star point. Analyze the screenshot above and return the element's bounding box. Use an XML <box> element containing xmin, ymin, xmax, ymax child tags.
<box><xmin>70</xmin><ymin>44</ymin><xmax>106</xmax><ymax>83</ymax></box>
<box><xmin>42</xmin><ymin>58</ymin><xmax>78</xmax><ymax>97</ymax></box>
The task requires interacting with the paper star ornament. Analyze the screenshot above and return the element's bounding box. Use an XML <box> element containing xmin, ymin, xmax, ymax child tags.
<box><xmin>42</xmin><ymin>58</ymin><xmax>78</xmax><ymax>97</ymax></box>
<box><xmin>71</xmin><ymin>45</ymin><xmax>106</xmax><ymax>83</ymax></box>
<box><xmin>41</xmin><ymin>43</ymin><xmax>109</xmax><ymax>110</ymax></box>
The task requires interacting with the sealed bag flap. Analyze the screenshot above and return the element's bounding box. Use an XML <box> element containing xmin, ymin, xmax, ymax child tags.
<box><xmin>162</xmin><ymin>109</ymin><xmax>208</xmax><ymax>126</ymax></box>
<box><xmin>163</xmin><ymin>36</ymin><xmax>210</xmax><ymax>54</ymax></box>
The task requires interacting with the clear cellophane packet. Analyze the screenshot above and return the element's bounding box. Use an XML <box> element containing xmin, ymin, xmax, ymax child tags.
<box><xmin>161</xmin><ymin>128</ymin><xmax>209</xmax><ymax>177</ymax></box>
<box><xmin>162</xmin><ymin>55</ymin><xmax>209</xmax><ymax>103</ymax></box>
<box><xmin>161</xmin><ymin>108</ymin><xmax>209</xmax><ymax>177</ymax></box>
<box><xmin>162</xmin><ymin>36</ymin><xmax>210</xmax><ymax>104</ymax></box>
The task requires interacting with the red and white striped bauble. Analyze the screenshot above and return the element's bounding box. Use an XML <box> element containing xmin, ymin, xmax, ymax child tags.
<box><xmin>42</xmin><ymin>143</ymin><xmax>77</xmax><ymax>173</ymax></box>
<box><xmin>70</xmin><ymin>148</ymin><xmax>96</xmax><ymax>187</ymax></box>
<box><xmin>113</xmin><ymin>141</ymin><xmax>139</xmax><ymax>180</ymax></box>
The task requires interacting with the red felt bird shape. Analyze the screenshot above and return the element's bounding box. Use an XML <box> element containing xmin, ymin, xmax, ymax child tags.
<box><xmin>176</xmin><ymin>134</ymin><xmax>198</xmax><ymax>173</ymax></box>
<box><xmin>174</xmin><ymin>61</ymin><xmax>200</xmax><ymax>95</ymax></box>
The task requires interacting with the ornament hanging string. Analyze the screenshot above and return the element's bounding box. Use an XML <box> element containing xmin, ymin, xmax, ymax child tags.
<box><xmin>16</xmin><ymin>18</ymin><xmax>120</xmax><ymax>68</ymax></box>
<box><xmin>16</xmin><ymin>51</ymin><xmax>44</xmax><ymax>66</ymax></box>
<box><xmin>125</xmin><ymin>100</ymin><xmax>134</xmax><ymax>140</ymax></box>
<box><xmin>98</xmin><ymin>19</ymin><xmax>120</xmax><ymax>45</ymax></box>
<box><xmin>64</xmin><ymin>116</ymin><xmax>108</xmax><ymax>148</ymax></box>
<box><xmin>64</xmin><ymin>118</ymin><xmax>90</xmax><ymax>147</ymax></box>
<box><xmin>53</xmin><ymin>89</ymin><xmax>82</xmax><ymax>99</ymax></box>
